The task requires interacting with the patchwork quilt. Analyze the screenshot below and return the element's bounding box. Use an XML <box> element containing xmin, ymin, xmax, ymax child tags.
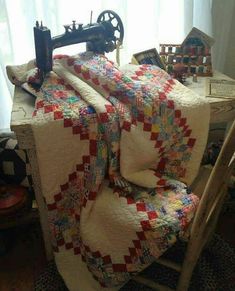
<box><xmin>8</xmin><ymin>52</ymin><xmax>210</xmax><ymax>291</ymax></box>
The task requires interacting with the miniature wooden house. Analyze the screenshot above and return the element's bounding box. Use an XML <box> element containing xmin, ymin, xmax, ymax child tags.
<box><xmin>160</xmin><ymin>27</ymin><xmax>215</xmax><ymax>77</ymax></box>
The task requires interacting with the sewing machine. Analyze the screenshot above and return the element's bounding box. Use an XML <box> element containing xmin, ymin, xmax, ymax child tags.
<box><xmin>34</xmin><ymin>10</ymin><xmax>124</xmax><ymax>81</ymax></box>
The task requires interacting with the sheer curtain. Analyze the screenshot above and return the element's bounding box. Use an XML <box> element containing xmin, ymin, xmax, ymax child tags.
<box><xmin>0</xmin><ymin>0</ymin><xmax>210</xmax><ymax>131</ymax></box>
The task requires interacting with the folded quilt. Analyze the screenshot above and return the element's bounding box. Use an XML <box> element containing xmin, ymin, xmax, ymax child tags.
<box><xmin>8</xmin><ymin>53</ymin><xmax>210</xmax><ymax>290</ymax></box>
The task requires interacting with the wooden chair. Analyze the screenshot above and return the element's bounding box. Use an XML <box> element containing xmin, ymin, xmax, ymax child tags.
<box><xmin>133</xmin><ymin>120</ymin><xmax>235</xmax><ymax>291</ymax></box>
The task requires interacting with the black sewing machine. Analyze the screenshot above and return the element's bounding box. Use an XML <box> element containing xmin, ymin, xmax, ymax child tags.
<box><xmin>34</xmin><ymin>10</ymin><xmax>124</xmax><ymax>81</ymax></box>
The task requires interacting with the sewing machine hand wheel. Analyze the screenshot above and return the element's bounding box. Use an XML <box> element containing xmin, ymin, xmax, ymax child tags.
<box><xmin>97</xmin><ymin>10</ymin><xmax>124</xmax><ymax>51</ymax></box>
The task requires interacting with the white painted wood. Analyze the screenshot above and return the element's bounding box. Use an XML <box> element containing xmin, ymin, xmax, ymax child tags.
<box><xmin>10</xmin><ymin>87</ymin><xmax>53</xmax><ymax>261</ymax></box>
<box><xmin>187</xmin><ymin>71</ymin><xmax>235</xmax><ymax>123</ymax></box>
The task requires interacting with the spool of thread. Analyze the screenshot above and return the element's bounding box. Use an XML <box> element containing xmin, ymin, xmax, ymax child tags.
<box><xmin>204</xmin><ymin>47</ymin><xmax>210</xmax><ymax>55</ymax></box>
<box><xmin>197</xmin><ymin>46</ymin><xmax>203</xmax><ymax>55</ymax></box>
<box><xmin>206</xmin><ymin>65</ymin><xmax>212</xmax><ymax>73</ymax></box>
<box><xmin>183</xmin><ymin>46</ymin><xmax>188</xmax><ymax>54</ymax></box>
<box><xmin>160</xmin><ymin>46</ymin><xmax>165</xmax><ymax>54</ymax></box>
<box><xmin>175</xmin><ymin>46</ymin><xmax>181</xmax><ymax>54</ymax></box>
<box><xmin>190</xmin><ymin>45</ymin><xmax>196</xmax><ymax>55</ymax></box>
<box><xmin>160</xmin><ymin>55</ymin><xmax>166</xmax><ymax>64</ymax></box>
<box><xmin>206</xmin><ymin>56</ymin><xmax>211</xmax><ymax>64</ymax></box>
<box><xmin>183</xmin><ymin>55</ymin><xmax>189</xmax><ymax>64</ymax></box>
<box><xmin>190</xmin><ymin>65</ymin><xmax>196</xmax><ymax>74</ymax></box>
<box><xmin>198</xmin><ymin>56</ymin><xmax>203</xmax><ymax>65</ymax></box>
<box><xmin>190</xmin><ymin>56</ymin><xmax>197</xmax><ymax>64</ymax></box>
<box><xmin>168</xmin><ymin>54</ymin><xmax>174</xmax><ymax>64</ymax></box>
<box><xmin>176</xmin><ymin>55</ymin><xmax>182</xmax><ymax>63</ymax></box>
<box><xmin>168</xmin><ymin>46</ymin><xmax>173</xmax><ymax>53</ymax></box>
<box><xmin>198</xmin><ymin>65</ymin><xmax>204</xmax><ymax>74</ymax></box>
<box><xmin>184</xmin><ymin>66</ymin><xmax>189</xmax><ymax>73</ymax></box>
<box><xmin>167</xmin><ymin>64</ymin><xmax>173</xmax><ymax>73</ymax></box>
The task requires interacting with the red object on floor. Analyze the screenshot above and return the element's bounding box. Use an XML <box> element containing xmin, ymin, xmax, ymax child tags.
<box><xmin>0</xmin><ymin>185</ymin><xmax>27</xmax><ymax>215</ymax></box>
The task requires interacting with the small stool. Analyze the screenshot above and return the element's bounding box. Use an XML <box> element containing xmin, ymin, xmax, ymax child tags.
<box><xmin>0</xmin><ymin>184</ymin><xmax>32</xmax><ymax>255</ymax></box>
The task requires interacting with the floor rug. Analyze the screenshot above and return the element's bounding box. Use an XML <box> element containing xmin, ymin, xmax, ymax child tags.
<box><xmin>34</xmin><ymin>234</ymin><xmax>235</xmax><ymax>291</ymax></box>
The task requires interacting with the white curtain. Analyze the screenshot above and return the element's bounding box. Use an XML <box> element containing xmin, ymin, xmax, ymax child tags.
<box><xmin>1</xmin><ymin>0</ymin><xmax>230</xmax><ymax>131</ymax></box>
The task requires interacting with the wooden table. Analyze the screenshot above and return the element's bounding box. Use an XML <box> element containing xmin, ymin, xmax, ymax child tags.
<box><xmin>186</xmin><ymin>71</ymin><xmax>235</xmax><ymax>124</ymax></box>
<box><xmin>10</xmin><ymin>71</ymin><xmax>235</xmax><ymax>260</ymax></box>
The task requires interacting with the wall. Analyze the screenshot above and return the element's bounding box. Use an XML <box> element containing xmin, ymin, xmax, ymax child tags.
<box><xmin>212</xmin><ymin>0</ymin><xmax>235</xmax><ymax>78</ymax></box>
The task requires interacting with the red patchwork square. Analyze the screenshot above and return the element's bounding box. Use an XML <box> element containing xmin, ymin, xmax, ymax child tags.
<box><xmin>65</xmin><ymin>242</ymin><xmax>73</xmax><ymax>249</ymax></box>
<box><xmin>64</xmin><ymin>118</ymin><xmax>73</xmax><ymax>127</ymax></box>
<box><xmin>57</xmin><ymin>238</ymin><xmax>65</xmax><ymax>246</ymax></box>
<box><xmin>44</xmin><ymin>105</ymin><xmax>53</xmax><ymax>113</ymax></box>
<box><xmin>143</xmin><ymin>123</ymin><xmax>151</xmax><ymax>131</ymax></box>
<box><xmin>73</xmin><ymin>126</ymin><xmax>82</xmax><ymax>134</ymax></box>
<box><xmin>54</xmin><ymin>111</ymin><xmax>63</xmax><ymax>120</ymax></box>
<box><xmin>136</xmin><ymin>203</ymin><xmax>146</xmax><ymax>212</ymax></box>
<box><xmin>54</xmin><ymin>192</ymin><xmax>62</xmax><ymax>202</ymax></box>
<box><xmin>76</xmin><ymin>164</ymin><xmax>84</xmax><ymax>171</ymax></box>
<box><xmin>136</xmin><ymin>231</ymin><xmax>146</xmax><ymax>241</ymax></box>
<box><xmin>36</xmin><ymin>100</ymin><xmax>44</xmax><ymax>109</ymax></box>
<box><xmin>74</xmin><ymin>247</ymin><xmax>81</xmax><ymax>255</ymax></box>
<box><xmin>112</xmin><ymin>264</ymin><xmax>127</xmax><ymax>272</ymax></box>
<box><xmin>47</xmin><ymin>203</ymin><xmax>57</xmax><ymax>211</ymax></box>
<box><xmin>167</xmin><ymin>100</ymin><xmax>174</xmax><ymax>109</ymax></box>
<box><xmin>135</xmin><ymin>70</ymin><xmax>144</xmax><ymax>76</ymax></box>
<box><xmin>179</xmin><ymin>118</ymin><xmax>187</xmax><ymax>127</ymax></box>
<box><xmin>155</xmin><ymin>140</ymin><xmax>163</xmax><ymax>148</ymax></box>
<box><xmin>92</xmin><ymin>78</ymin><xmax>100</xmax><ymax>85</ymax></box>
<box><xmin>82</xmin><ymin>71</ymin><xmax>91</xmax><ymax>80</ymax></box>
<box><xmin>187</xmin><ymin>138</ymin><xmax>196</xmax><ymax>147</ymax></box>
<box><xmin>184</xmin><ymin>129</ymin><xmax>192</xmax><ymax>137</ymax></box>
<box><xmin>61</xmin><ymin>183</ymin><xmax>69</xmax><ymax>191</ymax></box>
<box><xmin>175</xmin><ymin>110</ymin><xmax>181</xmax><ymax>118</ymax></box>
<box><xmin>124</xmin><ymin>255</ymin><xmax>132</xmax><ymax>264</ymax></box>
<box><xmin>105</xmin><ymin>104</ymin><xmax>115</xmax><ymax>113</ymax></box>
<box><xmin>103</xmin><ymin>255</ymin><xmax>112</xmax><ymax>264</ymax></box>
<box><xmin>140</xmin><ymin>220</ymin><xmax>151</xmax><ymax>231</ymax></box>
<box><xmin>148</xmin><ymin>211</ymin><xmax>157</xmax><ymax>220</ymax></box>
<box><xmin>89</xmin><ymin>140</ymin><xmax>97</xmax><ymax>156</ymax></box>
<box><xmin>83</xmin><ymin>156</ymin><xmax>90</xmax><ymax>163</ymax></box>
<box><xmin>80</xmin><ymin>133</ymin><xmax>89</xmax><ymax>140</ymax></box>
<box><xmin>159</xmin><ymin>92</ymin><xmax>166</xmax><ymax>101</ymax></box>
<box><xmin>151</xmin><ymin>132</ymin><xmax>158</xmax><ymax>140</ymax></box>
<box><xmin>74</xmin><ymin>64</ymin><xmax>82</xmax><ymax>74</ymax></box>
<box><xmin>157</xmin><ymin>158</ymin><xmax>166</xmax><ymax>171</ymax></box>
<box><xmin>137</xmin><ymin>113</ymin><xmax>144</xmax><ymax>122</ymax></box>
<box><xmin>122</xmin><ymin>121</ymin><xmax>131</xmax><ymax>131</ymax></box>
<box><xmin>129</xmin><ymin>247</ymin><xmax>137</xmax><ymax>256</ymax></box>
<box><xmin>133</xmin><ymin>240</ymin><xmax>141</xmax><ymax>249</ymax></box>
<box><xmin>88</xmin><ymin>191</ymin><xmax>97</xmax><ymax>200</ymax></box>
<box><xmin>126</xmin><ymin>197</ymin><xmax>135</xmax><ymax>204</ymax></box>
<box><xmin>157</xmin><ymin>179</ymin><xmax>166</xmax><ymax>186</ymax></box>
<box><xmin>69</xmin><ymin>172</ymin><xmax>77</xmax><ymax>181</ymax></box>
<box><xmin>102</xmin><ymin>84</ymin><xmax>110</xmax><ymax>92</ymax></box>
<box><xmin>92</xmin><ymin>251</ymin><xmax>101</xmax><ymax>258</ymax></box>
<box><xmin>99</xmin><ymin>112</ymin><xmax>109</xmax><ymax>123</ymax></box>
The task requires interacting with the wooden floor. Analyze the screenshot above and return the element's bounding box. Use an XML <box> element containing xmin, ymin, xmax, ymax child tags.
<box><xmin>0</xmin><ymin>212</ymin><xmax>234</xmax><ymax>291</ymax></box>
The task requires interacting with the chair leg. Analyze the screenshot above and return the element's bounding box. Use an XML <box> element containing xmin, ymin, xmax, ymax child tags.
<box><xmin>176</xmin><ymin>239</ymin><xmax>202</xmax><ymax>291</ymax></box>
<box><xmin>176</xmin><ymin>260</ymin><xmax>197</xmax><ymax>291</ymax></box>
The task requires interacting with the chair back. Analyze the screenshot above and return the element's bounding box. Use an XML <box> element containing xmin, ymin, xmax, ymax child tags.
<box><xmin>191</xmin><ymin>120</ymin><xmax>235</xmax><ymax>243</ymax></box>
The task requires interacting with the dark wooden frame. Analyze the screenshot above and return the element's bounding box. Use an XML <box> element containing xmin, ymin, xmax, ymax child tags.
<box><xmin>132</xmin><ymin>48</ymin><xmax>165</xmax><ymax>70</ymax></box>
